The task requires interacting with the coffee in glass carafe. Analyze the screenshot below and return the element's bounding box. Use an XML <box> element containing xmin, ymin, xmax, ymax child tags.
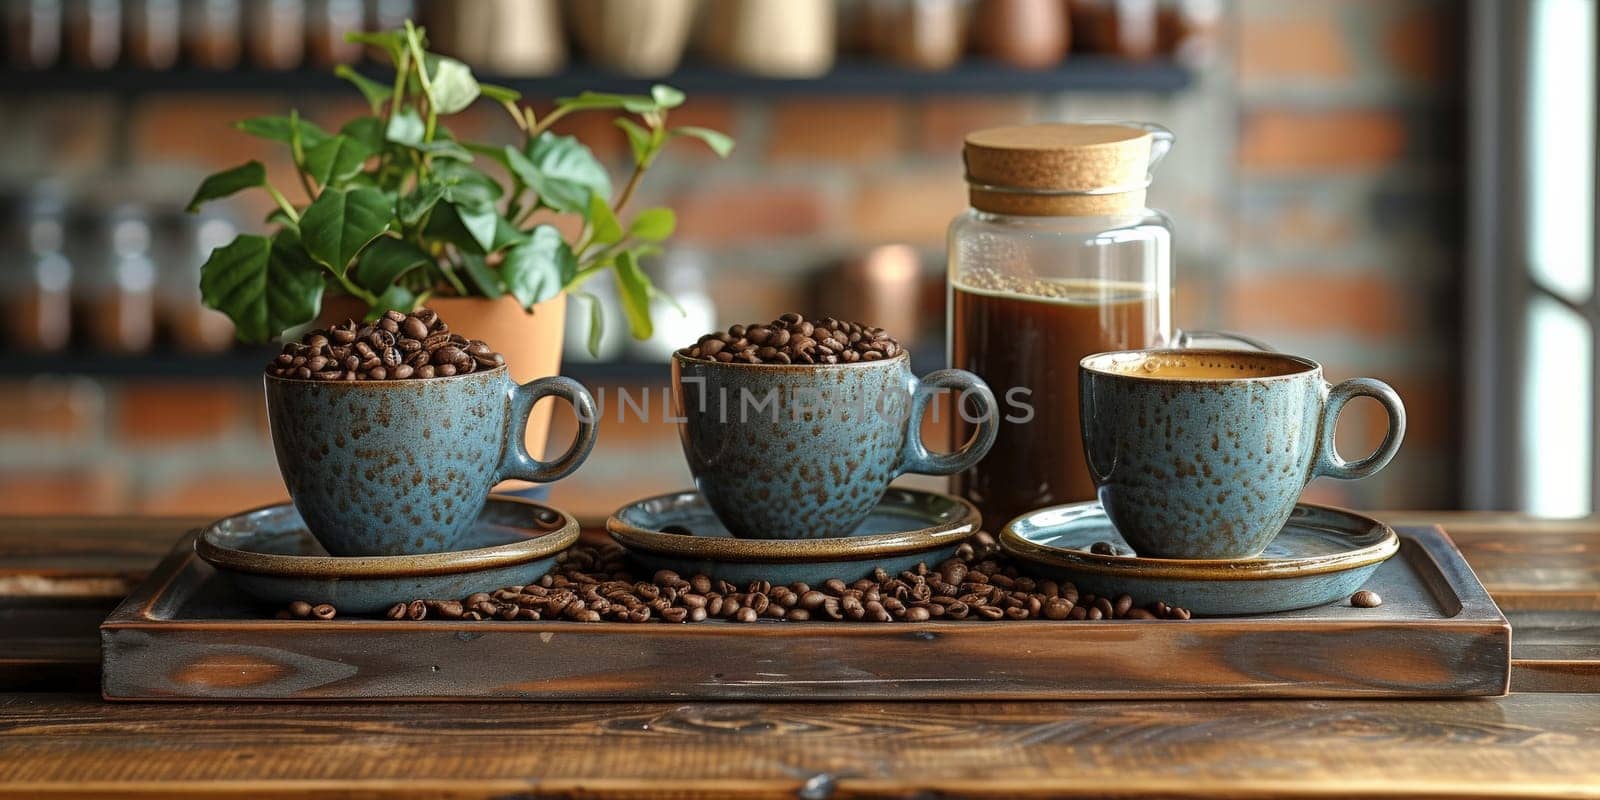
<box><xmin>948</xmin><ymin>122</ymin><xmax>1176</xmax><ymax>529</ymax></box>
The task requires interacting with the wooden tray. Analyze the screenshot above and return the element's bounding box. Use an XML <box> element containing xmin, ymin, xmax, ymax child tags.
<box><xmin>101</xmin><ymin>526</ymin><xmax>1511</xmax><ymax>700</ymax></box>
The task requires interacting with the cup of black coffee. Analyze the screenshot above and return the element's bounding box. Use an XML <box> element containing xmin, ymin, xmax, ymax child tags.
<box><xmin>672</xmin><ymin>313</ymin><xmax>998</xmax><ymax>540</ymax></box>
<box><xmin>264</xmin><ymin>308</ymin><xmax>598</xmax><ymax>556</ymax></box>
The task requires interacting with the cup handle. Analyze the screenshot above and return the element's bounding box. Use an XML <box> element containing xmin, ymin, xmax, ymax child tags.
<box><xmin>496</xmin><ymin>376</ymin><xmax>599</xmax><ymax>484</ymax></box>
<box><xmin>1173</xmin><ymin>329</ymin><xmax>1276</xmax><ymax>352</ymax></box>
<box><xmin>1312</xmin><ymin>378</ymin><xmax>1406</xmax><ymax>481</ymax></box>
<box><xmin>897</xmin><ymin>369</ymin><xmax>998</xmax><ymax>476</ymax></box>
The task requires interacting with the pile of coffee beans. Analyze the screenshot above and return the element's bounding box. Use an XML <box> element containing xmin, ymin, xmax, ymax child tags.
<box><xmin>677</xmin><ymin>313</ymin><xmax>901</xmax><ymax>365</ymax></box>
<box><xmin>266</xmin><ymin>307</ymin><xmax>505</xmax><ymax>381</ymax></box>
<box><xmin>279</xmin><ymin>533</ymin><xmax>1192</xmax><ymax>623</ymax></box>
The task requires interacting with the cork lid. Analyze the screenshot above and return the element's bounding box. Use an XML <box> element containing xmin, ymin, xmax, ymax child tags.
<box><xmin>963</xmin><ymin>123</ymin><xmax>1167</xmax><ymax>216</ymax></box>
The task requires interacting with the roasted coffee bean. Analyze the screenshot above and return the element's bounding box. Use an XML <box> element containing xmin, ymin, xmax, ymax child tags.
<box><xmin>385</xmin><ymin>602</ymin><xmax>406</xmax><ymax>619</ymax></box>
<box><xmin>363</xmin><ymin>541</ymin><xmax>1193</xmax><ymax>627</ymax></box>
<box><xmin>678</xmin><ymin>314</ymin><xmax>904</xmax><ymax>365</ymax></box>
<box><xmin>1351</xmin><ymin>590</ymin><xmax>1382</xmax><ymax>608</ymax></box>
<box><xmin>266</xmin><ymin>308</ymin><xmax>503</xmax><ymax>381</ymax></box>
<box><xmin>288</xmin><ymin>600</ymin><xmax>313</xmax><ymax>619</ymax></box>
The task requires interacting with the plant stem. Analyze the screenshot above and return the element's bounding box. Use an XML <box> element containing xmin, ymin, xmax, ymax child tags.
<box><xmin>529</xmin><ymin>106</ymin><xmax>573</xmax><ymax>138</ymax></box>
<box><xmin>502</xmin><ymin>100</ymin><xmax>527</xmax><ymax>132</ymax></box>
<box><xmin>403</xmin><ymin>22</ymin><xmax>437</xmax><ymax>143</ymax></box>
<box><xmin>613</xmin><ymin>162</ymin><xmax>648</xmax><ymax>216</ymax></box>
<box><xmin>436</xmin><ymin>255</ymin><xmax>469</xmax><ymax>296</ymax></box>
<box><xmin>387</xmin><ymin>49</ymin><xmax>408</xmax><ymax>121</ymax></box>
<box><xmin>295</xmin><ymin>167</ymin><xmax>317</xmax><ymax>203</ymax></box>
<box><xmin>562</xmin><ymin>263</ymin><xmax>608</xmax><ymax>294</ymax></box>
<box><xmin>263</xmin><ymin>182</ymin><xmax>299</xmax><ymax>223</ymax></box>
<box><xmin>326</xmin><ymin>266</ymin><xmax>378</xmax><ymax>305</ymax></box>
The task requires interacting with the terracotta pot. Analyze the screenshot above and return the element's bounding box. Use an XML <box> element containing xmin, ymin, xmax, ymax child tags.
<box><xmin>318</xmin><ymin>293</ymin><xmax>568</xmax><ymax>489</ymax></box>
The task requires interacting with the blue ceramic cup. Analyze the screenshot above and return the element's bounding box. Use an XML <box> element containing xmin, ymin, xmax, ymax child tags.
<box><xmin>1079</xmin><ymin>349</ymin><xmax>1405</xmax><ymax>559</ymax></box>
<box><xmin>672</xmin><ymin>351</ymin><xmax>998</xmax><ymax>539</ymax></box>
<box><xmin>265</xmin><ymin>366</ymin><xmax>597</xmax><ymax>556</ymax></box>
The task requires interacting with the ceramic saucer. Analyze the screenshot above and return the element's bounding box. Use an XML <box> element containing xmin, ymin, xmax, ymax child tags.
<box><xmin>606</xmin><ymin>488</ymin><xmax>980</xmax><ymax>585</ymax></box>
<box><xmin>196</xmin><ymin>495</ymin><xmax>579</xmax><ymax>613</ymax></box>
<box><xmin>1000</xmin><ymin>502</ymin><xmax>1399</xmax><ymax>616</ymax></box>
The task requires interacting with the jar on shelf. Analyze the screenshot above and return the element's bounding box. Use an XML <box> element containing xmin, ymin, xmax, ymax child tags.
<box><xmin>72</xmin><ymin>205</ymin><xmax>157</xmax><ymax>354</ymax></box>
<box><xmin>2</xmin><ymin>186</ymin><xmax>73</xmax><ymax>352</ymax></box>
<box><xmin>182</xmin><ymin>0</ymin><xmax>242</xmax><ymax>69</ymax></box>
<box><xmin>246</xmin><ymin>0</ymin><xmax>305</xmax><ymax>70</ymax></box>
<box><xmin>863</xmin><ymin>0</ymin><xmax>973</xmax><ymax>72</ymax></box>
<box><xmin>426</xmin><ymin>0</ymin><xmax>565</xmax><ymax>76</ymax></box>
<box><xmin>65</xmin><ymin>0</ymin><xmax>121</xmax><ymax>69</ymax></box>
<box><xmin>973</xmin><ymin>0</ymin><xmax>1067</xmax><ymax>69</ymax></box>
<box><xmin>1156</xmin><ymin>0</ymin><xmax>1221</xmax><ymax>65</ymax></box>
<box><xmin>1067</xmin><ymin>0</ymin><xmax>1159</xmax><ymax>60</ymax></box>
<box><xmin>5</xmin><ymin>0</ymin><xmax>64</xmax><ymax>69</ymax></box>
<box><xmin>154</xmin><ymin>208</ymin><xmax>235</xmax><ymax>352</ymax></box>
<box><xmin>307</xmin><ymin>0</ymin><xmax>362</xmax><ymax>67</ymax></box>
<box><xmin>947</xmin><ymin>122</ymin><xmax>1175</xmax><ymax>529</ymax></box>
<box><xmin>126</xmin><ymin>0</ymin><xmax>182</xmax><ymax>69</ymax></box>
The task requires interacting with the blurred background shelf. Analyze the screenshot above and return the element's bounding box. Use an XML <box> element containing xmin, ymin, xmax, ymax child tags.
<box><xmin>8</xmin><ymin>346</ymin><xmax>947</xmax><ymax>383</ymax></box>
<box><xmin>0</xmin><ymin>57</ymin><xmax>1193</xmax><ymax>96</ymax></box>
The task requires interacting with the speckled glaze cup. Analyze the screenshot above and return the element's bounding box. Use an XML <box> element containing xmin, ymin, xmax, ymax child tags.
<box><xmin>1079</xmin><ymin>349</ymin><xmax>1405</xmax><ymax>559</ymax></box>
<box><xmin>672</xmin><ymin>351</ymin><xmax>998</xmax><ymax>539</ymax></box>
<box><xmin>265</xmin><ymin>366</ymin><xmax>597</xmax><ymax>556</ymax></box>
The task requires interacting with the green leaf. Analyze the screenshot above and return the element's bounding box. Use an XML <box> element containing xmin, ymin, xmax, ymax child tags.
<box><xmin>574</xmin><ymin>291</ymin><xmax>604</xmax><ymax>358</ymax></box>
<box><xmin>587</xmin><ymin>193</ymin><xmax>623</xmax><ymax>245</ymax></box>
<box><xmin>501</xmin><ymin>226</ymin><xmax>575</xmax><ymax>310</ymax></box>
<box><xmin>478</xmin><ymin>82</ymin><xmax>522</xmax><ymax>103</ymax></box>
<box><xmin>265</xmin><ymin>207</ymin><xmax>298</xmax><ymax>229</ymax></box>
<box><xmin>339</xmin><ymin>116</ymin><xmax>386</xmax><ymax>151</ymax></box>
<box><xmin>672</xmin><ymin>126</ymin><xmax>735</xmax><ymax>157</ymax></box>
<box><xmin>186</xmin><ymin>161</ymin><xmax>265</xmax><ymax>212</ymax></box>
<box><xmin>490</xmin><ymin>216</ymin><xmax>528</xmax><ymax>251</ymax></box>
<box><xmin>385</xmin><ymin>109</ymin><xmax>425</xmax><ymax>146</ymax></box>
<box><xmin>236</xmin><ymin>115</ymin><xmax>331</xmax><ymax>149</ymax></box>
<box><xmin>302</xmin><ymin>135</ymin><xmax>376</xmax><ymax>188</ymax></box>
<box><xmin>334</xmin><ymin>65</ymin><xmax>394</xmax><ymax>113</ymax></box>
<box><xmin>613</xmin><ymin>251</ymin><xmax>654</xmax><ymax>340</ymax></box>
<box><xmin>459</xmin><ymin>253</ymin><xmax>505</xmax><ymax>298</ymax></box>
<box><xmin>509</xmin><ymin>133</ymin><xmax>611</xmax><ymax>214</ymax></box>
<box><xmin>555</xmin><ymin>90</ymin><xmax>659</xmax><ymax>114</ymax></box>
<box><xmin>423</xmin><ymin>54</ymin><xmax>480</xmax><ymax>115</ymax></box>
<box><xmin>410</xmin><ymin>139</ymin><xmax>474</xmax><ymax>161</ymax></box>
<box><xmin>299</xmin><ymin>187</ymin><xmax>393</xmax><ymax>273</ymax></box>
<box><xmin>354</xmin><ymin>236</ymin><xmax>432</xmax><ymax>294</ymax></box>
<box><xmin>628</xmin><ymin>207</ymin><xmax>676</xmax><ymax>241</ymax></box>
<box><xmin>368</xmin><ymin>284</ymin><xmax>416</xmax><ymax>318</ymax></box>
<box><xmin>345</xmin><ymin>29</ymin><xmax>404</xmax><ymax>52</ymax></box>
<box><xmin>434</xmin><ymin>160</ymin><xmax>505</xmax><ymax>200</ymax></box>
<box><xmin>614</xmin><ymin>118</ymin><xmax>654</xmax><ymax>165</ymax></box>
<box><xmin>398</xmin><ymin>182</ymin><xmax>448</xmax><ymax>226</ymax></box>
<box><xmin>651</xmin><ymin>84</ymin><xmax>685</xmax><ymax>109</ymax></box>
<box><xmin>452</xmin><ymin>201</ymin><xmax>499</xmax><ymax>253</ymax></box>
<box><xmin>199</xmin><ymin>232</ymin><xmax>324</xmax><ymax>344</ymax></box>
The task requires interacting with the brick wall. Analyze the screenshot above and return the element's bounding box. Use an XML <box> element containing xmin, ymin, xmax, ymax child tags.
<box><xmin>0</xmin><ymin>0</ymin><xmax>1464</xmax><ymax>516</ymax></box>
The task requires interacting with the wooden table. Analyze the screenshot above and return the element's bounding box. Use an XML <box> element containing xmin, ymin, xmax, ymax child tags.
<box><xmin>1</xmin><ymin>514</ymin><xmax>1597</xmax><ymax>798</ymax></box>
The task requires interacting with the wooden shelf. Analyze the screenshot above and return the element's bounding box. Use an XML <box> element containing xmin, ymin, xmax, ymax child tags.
<box><xmin>0</xmin><ymin>57</ymin><xmax>1193</xmax><ymax>97</ymax></box>
<box><xmin>13</xmin><ymin>343</ymin><xmax>947</xmax><ymax>383</ymax></box>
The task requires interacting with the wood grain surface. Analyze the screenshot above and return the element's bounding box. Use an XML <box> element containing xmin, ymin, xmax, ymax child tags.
<box><xmin>1</xmin><ymin>514</ymin><xmax>1599</xmax><ymax>798</ymax></box>
<box><xmin>3</xmin><ymin>691</ymin><xmax>1600</xmax><ymax>798</ymax></box>
<box><xmin>96</xmin><ymin>526</ymin><xmax>1510</xmax><ymax>701</ymax></box>
<box><xmin>0</xmin><ymin>516</ymin><xmax>1595</xmax><ymax>693</ymax></box>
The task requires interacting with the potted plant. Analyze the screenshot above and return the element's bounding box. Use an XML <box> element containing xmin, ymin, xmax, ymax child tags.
<box><xmin>186</xmin><ymin>20</ymin><xmax>733</xmax><ymax>465</ymax></box>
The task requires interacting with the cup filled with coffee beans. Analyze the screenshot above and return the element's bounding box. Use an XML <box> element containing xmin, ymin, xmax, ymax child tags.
<box><xmin>672</xmin><ymin>313</ymin><xmax>999</xmax><ymax>540</ymax></box>
<box><xmin>264</xmin><ymin>308</ymin><xmax>598</xmax><ymax>557</ymax></box>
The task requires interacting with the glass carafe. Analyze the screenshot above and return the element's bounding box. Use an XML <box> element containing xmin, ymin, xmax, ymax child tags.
<box><xmin>947</xmin><ymin>122</ymin><xmax>1177</xmax><ymax>529</ymax></box>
